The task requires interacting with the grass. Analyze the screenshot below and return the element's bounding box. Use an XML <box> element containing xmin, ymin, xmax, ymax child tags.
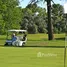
<box><xmin>0</xmin><ymin>47</ymin><xmax>67</xmax><ymax>67</ymax></box>
<box><xmin>26</xmin><ymin>34</ymin><xmax>65</xmax><ymax>46</ymax></box>
<box><xmin>0</xmin><ymin>34</ymin><xmax>67</xmax><ymax>67</ymax></box>
<box><xmin>0</xmin><ymin>33</ymin><xmax>65</xmax><ymax>46</ymax></box>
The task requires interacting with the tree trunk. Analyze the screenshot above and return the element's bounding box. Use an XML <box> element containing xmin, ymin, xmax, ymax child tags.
<box><xmin>47</xmin><ymin>0</ymin><xmax>54</xmax><ymax>40</ymax></box>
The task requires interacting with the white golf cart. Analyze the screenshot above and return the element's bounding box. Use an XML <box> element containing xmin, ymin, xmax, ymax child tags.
<box><xmin>4</xmin><ymin>30</ymin><xmax>27</xmax><ymax>47</ymax></box>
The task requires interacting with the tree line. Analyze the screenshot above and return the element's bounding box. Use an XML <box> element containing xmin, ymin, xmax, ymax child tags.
<box><xmin>0</xmin><ymin>0</ymin><xmax>65</xmax><ymax>34</ymax></box>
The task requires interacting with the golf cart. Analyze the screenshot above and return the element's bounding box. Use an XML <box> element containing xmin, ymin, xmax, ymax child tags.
<box><xmin>4</xmin><ymin>30</ymin><xmax>27</xmax><ymax>47</ymax></box>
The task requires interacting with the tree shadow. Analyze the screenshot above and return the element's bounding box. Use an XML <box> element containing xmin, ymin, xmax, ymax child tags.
<box><xmin>55</xmin><ymin>37</ymin><xmax>65</xmax><ymax>40</ymax></box>
<box><xmin>0</xmin><ymin>38</ymin><xmax>6</xmax><ymax>40</ymax></box>
<box><xmin>0</xmin><ymin>45</ymin><xmax>5</xmax><ymax>47</ymax></box>
<box><xmin>41</xmin><ymin>38</ymin><xmax>65</xmax><ymax>41</ymax></box>
<box><xmin>24</xmin><ymin>46</ymin><xmax>66</xmax><ymax>48</ymax></box>
<box><xmin>0</xmin><ymin>45</ymin><xmax>66</xmax><ymax>48</ymax></box>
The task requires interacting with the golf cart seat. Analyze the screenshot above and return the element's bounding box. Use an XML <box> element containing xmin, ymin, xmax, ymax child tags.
<box><xmin>12</xmin><ymin>37</ymin><xmax>27</xmax><ymax>46</ymax></box>
<box><xmin>12</xmin><ymin>34</ymin><xmax>27</xmax><ymax>46</ymax></box>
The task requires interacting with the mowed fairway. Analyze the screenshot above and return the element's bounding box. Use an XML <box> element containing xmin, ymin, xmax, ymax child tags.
<box><xmin>0</xmin><ymin>34</ymin><xmax>65</xmax><ymax>46</ymax></box>
<box><xmin>26</xmin><ymin>34</ymin><xmax>65</xmax><ymax>46</ymax></box>
<box><xmin>0</xmin><ymin>47</ymin><xmax>67</xmax><ymax>67</ymax></box>
<box><xmin>0</xmin><ymin>34</ymin><xmax>67</xmax><ymax>67</ymax></box>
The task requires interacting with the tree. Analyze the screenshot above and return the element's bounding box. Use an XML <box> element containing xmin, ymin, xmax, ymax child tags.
<box><xmin>0</xmin><ymin>0</ymin><xmax>22</xmax><ymax>34</ymax></box>
<box><xmin>0</xmin><ymin>14</ymin><xmax>5</xmax><ymax>34</ymax></box>
<box><xmin>0</xmin><ymin>0</ymin><xmax>7</xmax><ymax>34</ymax></box>
<box><xmin>47</xmin><ymin>0</ymin><xmax>54</xmax><ymax>40</ymax></box>
<box><xmin>51</xmin><ymin>4</ymin><xmax>65</xmax><ymax>33</ymax></box>
<box><xmin>29</xmin><ymin>0</ymin><xmax>54</xmax><ymax>40</ymax></box>
<box><xmin>21</xmin><ymin>8</ymin><xmax>38</xmax><ymax>34</ymax></box>
<box><xmin>21</xmin><ymin>3</ymin><xmax>47</xmax><ymax>34</ymax></box>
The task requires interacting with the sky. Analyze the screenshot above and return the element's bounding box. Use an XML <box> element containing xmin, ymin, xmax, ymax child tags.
<box><xmin>19</xmin><ymin>0</ymin><xmax>65</xmax><ymax>8</ymax></box>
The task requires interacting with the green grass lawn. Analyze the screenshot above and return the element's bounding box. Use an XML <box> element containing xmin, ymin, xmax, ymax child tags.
<box><xmin>26</xmin><ymin>34</ymin><xmax>65</xmax><ymax>46</ymax></box>
<box><xmin>0</xmin><ymin>34</ymin><xmax>67</xmax><ymax>67</ymax></box>
<box><xmin>0</xmin><ymin>47</ymin><xmax>67</xmax><ymax>67</ymax></box>
<box><xmin>0</xmin><ymin>34</ymin><xmax>65</xmax><ymax>46</ymax></box>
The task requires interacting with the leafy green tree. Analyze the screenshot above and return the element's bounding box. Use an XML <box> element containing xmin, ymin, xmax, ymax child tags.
<box><xmin>0</xmin><ymin>0</ymin><xmax>22</xmax><ymax>34</ymax></box>
<box><xmin>21</xmin><ymin>3</ymin><xmax>47</xmax><ymax>33</ymax></box>
<box><xmin>29</xmin><ymin>0</ymin><xmax>54</xmax><ymax>40</ymax></box>
<box><xmin>0</xmin><ymin>14</ymin><xmax>5</xmax><ymax>34</ymax></box>
<box><xmin>21</xmin><ymin>8</ymin><xmax>38</xmax><ymax>33</ymax></box>
<box><xmin>51</xmin><ymin>4</ymin><xmax>65</xmax><ymax>33</ymax></box>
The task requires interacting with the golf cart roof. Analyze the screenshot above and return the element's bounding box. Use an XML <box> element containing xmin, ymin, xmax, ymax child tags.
<box><xmin>8</xmin><ymin>30</ymin><xmax>27</xmax><ymax>32</ymax></box>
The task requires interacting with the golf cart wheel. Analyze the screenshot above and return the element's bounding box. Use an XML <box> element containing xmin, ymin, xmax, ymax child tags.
<box><xmin>4</xmin><ymin>43</ymin><xmax>8</xmax><ymax>46</ymax></box>
<box><xmin>4</xmin><ymin>42</ymin><xmax>12</xmax><ymax>46</ymax></box>
<box><xmin>4</xmin><ymin>43</ymin><xmax>7</xmax><ymax>46</ymax></box>
<box><xmin>22</xmin><ymin>42</ymin><xmax>25</xmax><ymax>46</ymax></box>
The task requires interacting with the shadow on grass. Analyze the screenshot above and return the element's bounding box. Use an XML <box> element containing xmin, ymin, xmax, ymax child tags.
<box><xmin>0</xmin><ymin>38</ymin><xmax>6</xmax><ymax>40</ymax></box>
<box><xmin>55</xmin><ymin>37</ymin><xmax>65</xmax><ymax>40</ymax></box>
<box><xmin>41</xmin><ymin>37</ymin><xmax>65</xmax><ymax>41</ymax></box>
<box><xmin>0</xmin><ymin>45</ymin><xmax>66</xmax><ymax>48</ymax></box>
<box><xmin>24</xmin><ymin>46</ymin><xmax>66</xmax><ymax>48</ymax></box>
